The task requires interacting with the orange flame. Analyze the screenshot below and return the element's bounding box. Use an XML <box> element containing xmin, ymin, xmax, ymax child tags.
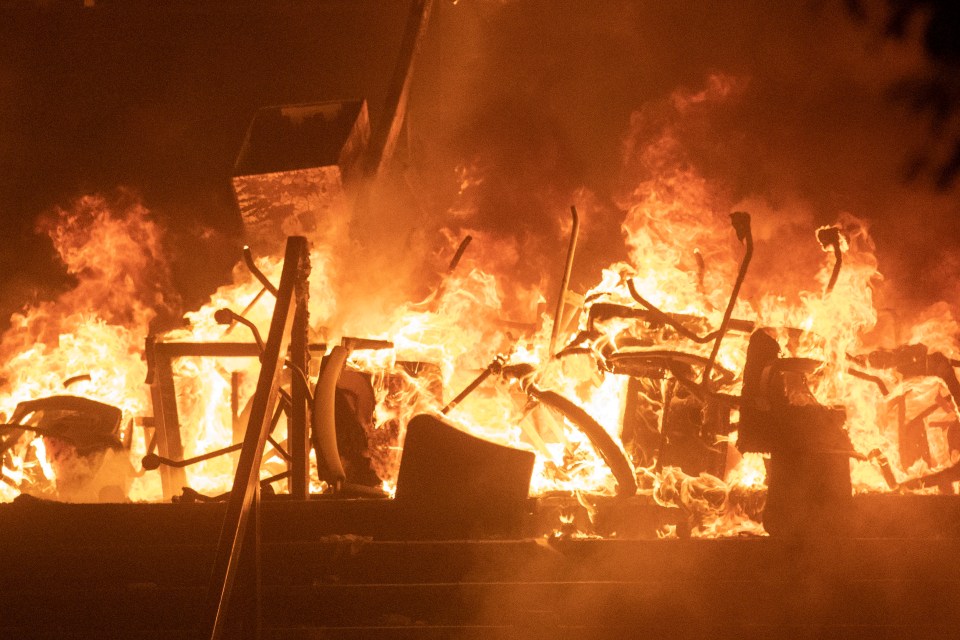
<box><xmin>0</xmin><ymin>75</ymin><xmax>958</xmax><ymax>547</ymax></box>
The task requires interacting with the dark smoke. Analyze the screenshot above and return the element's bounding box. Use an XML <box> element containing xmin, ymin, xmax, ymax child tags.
<box><xmin>405</xmin><ymin>0</ymin><xmax>960</xmax><ymax>322</ymax></box>
<box><xmin>0</xmin><ymin>1</ymin><xmax>956</xmax><ymax>329</ymax></box>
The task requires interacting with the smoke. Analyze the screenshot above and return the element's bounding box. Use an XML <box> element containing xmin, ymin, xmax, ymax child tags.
<box><xmin>400</xmin><ymin>0</ymin><xmax>958</xmax><ymax>323</ymax></box>
<box><xmin>0</xmin><ymin>193</ymin><xmax>177</xmax><ymax>428</ymax></box>
<box><xmin>36</xmin><ymin>192</ymin><xmax>180</xmax><ymax>328</ymax></box>
<box><xmin>0</xmin><ymin>2</ymin><xmax>953</xmax><ymax>334</ymax></box>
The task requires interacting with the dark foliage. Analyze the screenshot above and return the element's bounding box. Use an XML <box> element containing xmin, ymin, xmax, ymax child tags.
<box><xmin>849</xmin><ymin>0</ymin><xmax>960</xmax><ymax>188</ymax></box>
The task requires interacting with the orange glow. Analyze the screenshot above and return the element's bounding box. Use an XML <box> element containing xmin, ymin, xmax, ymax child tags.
<box><xmin>1</xmin><ymin>79</ymin><xmax>959</xmax><ymax>542</ymax></box>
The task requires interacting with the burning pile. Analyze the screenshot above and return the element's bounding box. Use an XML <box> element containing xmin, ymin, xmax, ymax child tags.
<box><xmin>1</xmin><ymin>78</ymin><xmax>959</xmax><ymax>540</ymax></box>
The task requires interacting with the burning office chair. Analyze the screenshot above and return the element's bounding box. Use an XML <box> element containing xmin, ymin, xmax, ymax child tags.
<box><xmin>0</xmin><ymin>395</ymin><xmax>131</xmax><ymax>502</ymax></box>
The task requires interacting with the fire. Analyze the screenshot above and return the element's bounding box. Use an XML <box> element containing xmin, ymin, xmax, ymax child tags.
<box><xmin>0</xmin><ymin>195</ymin><xmax>166</xmax><ymax>501</ymax></box>
<box><xmin>2</xmin><ymin>76</ymin><xmax>959</xmax><ymax>541</ymax></box>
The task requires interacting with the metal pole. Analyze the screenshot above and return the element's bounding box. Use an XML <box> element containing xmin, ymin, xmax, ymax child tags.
<box><xmin>549</xmin><ymin>206</ymin><xmax>580</xmax><ymax>356</ymax></box>
<box><xmin>289</xmin><ymin>241</ymin><xmax>311</xmax><ymax>500</ymax></box>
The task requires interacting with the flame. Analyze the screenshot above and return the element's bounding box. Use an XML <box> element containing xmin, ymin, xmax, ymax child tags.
<box><xmin>0</xmin><ymin>195</ymin><xmax>167</xmax><ymax>501</ymax></box>
<box><xmin>0</xmin><ymin>75</ymin><xmax>958</xmax><ymax>546</ymax></box>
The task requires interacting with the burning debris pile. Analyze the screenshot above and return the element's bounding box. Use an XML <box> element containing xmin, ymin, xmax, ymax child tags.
<box><xmin>1</xmin><ymin>76</ymin><xmax>960</xmax><ymax>541</ymax></box>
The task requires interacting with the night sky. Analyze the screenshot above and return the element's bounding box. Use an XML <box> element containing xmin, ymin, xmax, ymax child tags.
<box><xmin>0</xmin><ymin>0</ymin><xmax>958</xmax><ymax>333</ymax></box>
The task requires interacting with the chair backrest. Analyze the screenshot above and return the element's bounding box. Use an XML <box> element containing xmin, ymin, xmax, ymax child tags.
<box><xmin>12</xmin><ymin>395</ymin><xmax>123</xmax><ymax>454</ymax></box>
<box><xmin>395</xmin><ymin>413</ymin><xmax>535</xmax><ymax>538</ymax></box>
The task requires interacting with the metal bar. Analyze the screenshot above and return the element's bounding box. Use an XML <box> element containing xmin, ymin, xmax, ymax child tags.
<box><xmin>216</xmin><ymin>310</ymin><xmax>265</xmax><ymax>353</ymax></box>
<box><xmin>266</xmin><ymin>436</ymin><xmax>292</xmax><ymax>463</ymax></box>
<box><xmin>289</xmin><ymin>239</ymin><xmax>311</xmax><ymax>500</ymax></box>
<box><xmin>154</xmin><ymin>342</ymin><xmax>261</xmax><ymax>358</ymax></box>
<box><xmin>817</xmin><ymin>226</ymin><xmax>843</xmax><ymax>296</ymax></box>
<box><xmin>62</xmin><ymin>373</ymin><xmax>91</xmax><ymax>388</ymax></box>
<box><xmin>440</xmin><ymin>357</ymin><xmax>504</xmax><ymax>415</ymax></box>
<box><xmin>243</xmin><ymin>246</ymin><xmax>278</xmax><ymax>297</ymax></box>
<box><xmin>448</xmin><ymin>235</ymin><xmax>472</xmax><ymax>271</ymax></box>
<box><xmin>231</xmin><ymin>371</ymin><xmax>242</xmax><ymax>472</ymax></box>
<box><xmin>145</xmin><ymin>336</ymin><xmax>187</xmax><ymax>500</ymax></box>
<box><xmin>846</xmin><ymin>367</ymin><xmax>890</xmax><ymax>395</ymax></box>
<box><xmin>205</xmin><ymin>236</ymin><xmax>306</xmax><ymax>640</ymax></box>
<box><xmin>626</xmin><ymin>279</ymin><xmax>716</xmax><ymax>343</ymax></box>
<box><xmin>694</xmin><ymin>249</ymin><xmax>706</xmax><ymax>296</ymax></box>
<box><xmin>549</xmin><ymin>205</ymin><xmax>580</xmax><ymax>356</ymax></box>
<box><xmin>142</xmin><ymin>443</ymin><xmax>243</xmax><ymax>470</ymax></box>
<box><xmin>701</xmin><ymin>212</ymin><xmax>753</xmax><ymax>386</ymax></box>
<box><xmin>224</xmin><ymin>287</ymin><xmax>268</xmax><ymax>337</ymax></box>
<box><xmin>143</xmin><ymin>439</ymin><xmax>291</xmax><ymax>472</ymax></box>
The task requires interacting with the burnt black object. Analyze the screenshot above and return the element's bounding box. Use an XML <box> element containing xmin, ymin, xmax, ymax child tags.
<box><xmin>739</xmin><ymin>331</ymin><xmax>853</xmax><ymax>536</ymax></box>
<box><xmin>395</xmin><ymin>414</ymin><xmax>535</xmax><ymax>539</ymax></box>
<box><xmin>0</xmin><ymin>395</ymin><xmax>127</xmax><ymax>502</ymax></box>
<box><xmin>657</xmin><ymin>391</ymin><xmax>732</xmax><ymax>478</ymax></box>
<box><xmin>2</xmin><ymin>395</ymin><xmax>122</xmax><ymax>455</ymax></box>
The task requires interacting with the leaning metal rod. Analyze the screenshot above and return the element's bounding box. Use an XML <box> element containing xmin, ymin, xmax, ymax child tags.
<box><xmin>448</xmin><ymin>234</ymin><xmax>472</xmax><ymax>271</ymax></box>
<box><xmin>142</xmin><ymin>443</ymin><xmax>242</xmax><ymax>471</ymax></box>
<box><xmin>440</xmin><ymin>355</ymin><xmax>506</xmax><ymax>414</ymax></box>
<box><xmin>266</xmin><ymin>436</ymin><xmax>291</xmax><ymax>462</ymax></box>
<box><xmin>242</xmin><ymin>245</ymin><xmax>278</xmax><ymax>297</ymax></box>
<box><xmin>427</xmin><ymin>235</ymin><xmax>473</xmax><ymax>307</ymax></box>
<box><xmin>179</xmin><ymin>472</ymin><xmax>295</xmax><ymax>504</ymax></box>
<box><xmin>626</xmin><ymin>279</ymin><xmax>716</xmax><ymax>344</ymax></box>
<box><xmin>549</xmin><ymin>205</ymin><xmax>581</xmax><ymax>356</ymax></box>
<box><xmin>817</xmin><ymin>226</ymin><xmax>843</xmax><ymax>296</ymax></box>
<box><xmin>701</xmin><ymin>212</ymin><xmax>753</xmax><ymax>386</ymax></box>
<box><xmin>142</xmin><ymin>403</ymin><xmax>290</xmax><ymax>471</ymax></box>
<box><xmin>206</xmin><ymin>237</ymin><xmax>304</xmax><ymax>640</ymax></box>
